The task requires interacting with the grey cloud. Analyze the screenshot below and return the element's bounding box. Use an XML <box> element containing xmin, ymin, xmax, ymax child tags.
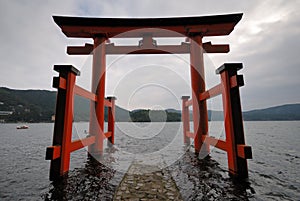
<box><xmin>0</xmin><ymin>1</ymin><xmax>80</xmax><ymax>89</ymax></box>
<box><xmin>0</xmin><ymin>0</ymin><xmax>298</xmax><ymax>111</ymax></box>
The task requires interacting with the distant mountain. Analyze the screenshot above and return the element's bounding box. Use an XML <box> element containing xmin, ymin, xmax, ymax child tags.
<box><xmin>73</xmin><ymin>95</ymin><xmax>130</xmax><ymax>122</ymax></box>
<box><xmin>163</xmin><ymin>104</ymin><xmax>300</xmax><ymax>121</ymax></box>
<box><xmin>0</xmin><ymin>87</ymin><xmax>130</xmax><ymax>123</ymax></box>
<box><xmin>243</xmin><ymin>104</ymin><xmax>300</xmax><ymax>121</ymax></box>
<box><xmin>0</xmin><ymin>87</ymin><xmax>299</xmax><ymax>122</ymax></box>
<box><xmin>0</xmin><ymin>87</ymin><xmax>56</xmax><ymax>122</ymax></box>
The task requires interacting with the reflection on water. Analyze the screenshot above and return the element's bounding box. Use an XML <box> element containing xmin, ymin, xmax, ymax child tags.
<box><xmin>43</xmin><ymin>155</ymin><xmax>122</xmax><ymax>201</ymax></box>
<box><xmin>43</xmin><ymin>147</ymin><xmax>255</xmax><ymax>201</ymax></box>
<box><xmin>169</xmin><ymin>149</ymin><xmax>255</xmax><ymax>200</ymax></box>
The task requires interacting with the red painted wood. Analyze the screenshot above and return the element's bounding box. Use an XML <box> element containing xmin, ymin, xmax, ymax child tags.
<box><xmin>46</xmin><ymin>146</ymin><xmax>61</xmax><ymax>160</ymax></box>
<box><xmin>46</xmin><ymin>136</ymin><xmax>96</xmax><ymax>160</ymax></box>
<box><xmin>104</xmin><ymin>99</ymin><xmax>112</xmax><ymax>107</ymax></box>
<box><xmin>49</xmin><ymin>65</ymin><xmax>79</xmax><ymax>180</ymax></box>
<box><xmin>221</xmin><ymin>71</ymin><xmax>238</xmax><ymax>175</ymax></box>
<box><xmin>199</xmin><ymin>84</ymin><xmax>222</xmax><ymax>101</ymax></box>
<box><xmin>190</xmin><ymin>35</ymin><xmax>209</xmax><ymax>155</ymax></box>
<box><xmin>185</xmin><ymin>99</ymin><xmax>193</xmax><ymax>107</ymax></box>
<box><xmin>217</xmin><ymin>63</ymin><xmax>250</xmax><ymax>178</ymax></box>
<box><xmin>237</xmin><ymin>145</ymin><xmax>252</xmax><ymax>159</ymax></box>
<box><xmin>186</xmin><ymin>132</ymin><xmax>195</xmax><ymax>139</ymax></box>
<box><xmin>53</xmin><ymin>14</ymin><xmax>243</xmax><ymax>38</ymax></box>
<box><xmin>70</xmin><ymin>136</ymin><xmax>96</xmax><ymax>152</ymax></box>
<box><xmin>60</xmin><ymin>72</ymin><xmax>76</xmax><ymax>175</ymax></box>
<box><xmin>201</xmin><ymin>136</ymin><xmax>227</xmax><ymax>151</ymax></box>
<box><xmin>107</xmin><ymin>97</ymin><xmax>116</xmax><ymax>146</ymax></box>
<box><xmin>230</xmin><ymin>75</ymin><xmax>244</xmax><ymax>88</ymax></box>
<box><xmin>89</xmin><ymin>36</ymin><xmax>106</xmax><ymax>155</ymax></box>
<box><xmin>53</xmin><ymin>77</ymin><xmax>67</xmax><ymax>90</ymax></box>
<box><xmin>74</xmin><ymin>85</ymin><xmax>97</xmax><ymax>101</ymax></box>
<box><xmin>181</xmin><ymin>96</ymin><xmax>191</xmax><ymax>144</ymax></box>
<box><xmin>48</xmin><ymin>14</ymin><xmax>252</xmax><ymax>180</ymax></box>
<box><xmin>67</xmin><ymin>42</ymin><xmax>229</xmax><ymax>55</ymax></box>
<box><xmin>104</xmin><ymin>132</ymin><xmax>112</xmax><ymax>138</ymax></box>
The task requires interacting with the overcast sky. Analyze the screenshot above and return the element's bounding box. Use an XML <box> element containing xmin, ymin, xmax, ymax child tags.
<box><xmin>0</xmin><ymin>0</ymin><xmax>299</xmax><ymax>111</ymax></box>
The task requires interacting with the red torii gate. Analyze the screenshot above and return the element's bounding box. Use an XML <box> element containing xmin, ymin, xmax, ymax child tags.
<box><xmin>46</xmin><ymin>13</ymin><xmax>252</xmax><ymax>181</ymax></box>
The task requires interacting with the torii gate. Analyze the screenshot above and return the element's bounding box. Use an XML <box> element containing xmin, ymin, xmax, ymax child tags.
<box><xmin>46</xmin><ymin>13</ymin><xmax>252</xmax><ymax>181</ymax></box>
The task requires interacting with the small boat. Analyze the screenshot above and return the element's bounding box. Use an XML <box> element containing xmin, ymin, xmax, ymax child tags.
<box><xmin>16</xmin><ymin>125</ymin><xmax>29</xmax><ymax>129</ymax></box>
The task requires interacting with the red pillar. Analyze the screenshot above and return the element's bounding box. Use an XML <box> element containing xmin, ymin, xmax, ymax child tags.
<box><xmin>89</xmin><ymin>36</ymin><xmax>107</xmax><ymax>155</ymax></box>
<box><xmin>107</xmin><ymin>96</ymin><xmax>116</xmax><ymax>147</ymax></box>
<box><xmin>181</xmin><ymin>96</ymin><xmax>190</xmax><ymax>144</ymax></box>
<box><xmin>48</xmin><ymin>65</ymin><xmax>80</xmax><ymax>181</ymax></box>
<box><xmin>190</xmin><ymin>35</ymin><xmax>209</xmax><ymax>155</ymax></box>
<box><xmin>217</xmin><ymin>63</ymin><xmax>250</xmax><ymax>178</ymax></box>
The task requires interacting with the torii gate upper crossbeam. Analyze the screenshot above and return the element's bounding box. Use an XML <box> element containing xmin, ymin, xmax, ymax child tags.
<box><xmin>53</xmin><ymin>13</ymin><xmax>242</xmax><ymax>38</ymax></box>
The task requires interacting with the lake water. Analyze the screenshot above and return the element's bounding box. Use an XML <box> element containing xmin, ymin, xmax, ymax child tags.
<box><xmin>0</xmin><ymin>121</ymin><xmax>299</xmax><ymax>200</ymax></box>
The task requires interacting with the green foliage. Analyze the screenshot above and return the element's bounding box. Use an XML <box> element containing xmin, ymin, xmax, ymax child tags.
<box><xmin>0</xmin><ymin>87</ymin><xmax>131</xmax><ymax>123</ymax></box>
<box><xmin>0</xmin><ymin>87</ymin><xmax>56</xmax><ymax>122</ymax></box>
<box><xmin>129</xmin><ymin>110</ymin><xmax>181</xmax><ymax>122</ymax></box>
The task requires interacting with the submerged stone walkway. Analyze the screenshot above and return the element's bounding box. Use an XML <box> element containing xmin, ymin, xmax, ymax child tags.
<box><xmin>113</xmin><ymin>163</ymin><xmax>183</xmax><ymax>201</ymax></box>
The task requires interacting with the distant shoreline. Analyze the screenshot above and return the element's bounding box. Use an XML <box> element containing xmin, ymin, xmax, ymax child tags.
<box><xmin>1</xmin><ymin>87</ymin><xmax>299</xmax><ymax>123</ymax></box>
<box><xmin>3</xmin><ymin>119</ymin><xmax>300</xmax><ymax>124</ymax></box>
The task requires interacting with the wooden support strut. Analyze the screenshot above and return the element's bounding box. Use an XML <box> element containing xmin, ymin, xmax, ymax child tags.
<box><xmin>181</xmin><ymin>96</ymin><xmax>190</xmax><ymax>144</ymax></box>
<box><xmin>182</xmin><ymin>63</ymin><xmax>251</xmax><ymax>178</ymax></box>
<box><xmin>190</xmin><ymin>35</ymin><xmax>209</xmax><ymax>155</ymax></box>
<box><xmin>88</xmin><ymin>36</ymin><xmax>107</xmax><ymax>155</ymax></box>
<box><xmin>46</xmin><ymin>133</ymin><xmax>115</xmax><ymax>161</ymax></box>
<box><xmin>46</xmin><ymin>64</ymin><xmax>117</xmax><ymax>180</ymax></box>
<box><xmin>107</xmin><ymin>96</ymin><xmax>116</xmax><ymax>147</ymax></box>
<box><xmin>217</xmin><ymin>63</ymin><xmax>251</xmax><ymax>178</ymax></box>
<box><xmin>47</xmin><ymin>65</ymin><xmax>80</xmax><ymax>181</ymax></box>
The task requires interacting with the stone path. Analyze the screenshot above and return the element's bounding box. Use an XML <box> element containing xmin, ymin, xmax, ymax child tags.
<box><xmin>113</xmin><ymin>163</ymin><xmax>183</xmax><ymax>201</ymax></box>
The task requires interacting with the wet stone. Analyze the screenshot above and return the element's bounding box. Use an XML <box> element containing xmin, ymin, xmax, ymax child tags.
<box><xmin>113</xmin><ymin>163</ymin><xmax>183</xmax><ymax>201</ymax></box>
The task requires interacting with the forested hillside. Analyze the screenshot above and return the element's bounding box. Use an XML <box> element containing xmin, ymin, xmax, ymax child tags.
<box><xmin>0</xmin><ymin>87</ymin><xmax>299</xmax><ymax>122</ymax></box>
